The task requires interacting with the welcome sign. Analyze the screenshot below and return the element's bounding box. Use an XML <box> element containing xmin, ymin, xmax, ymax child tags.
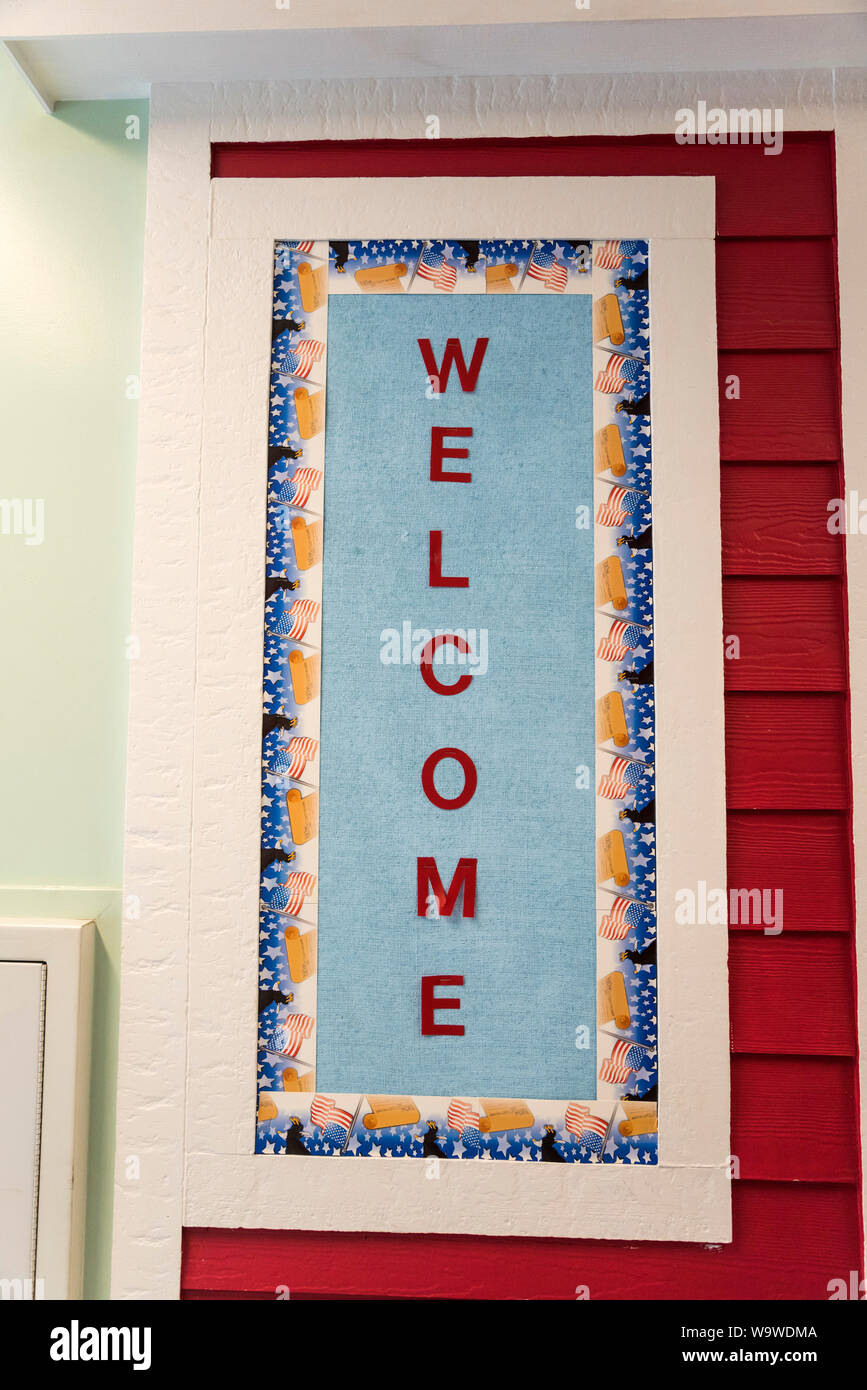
<box><xmin>257</xmin><ymin>238</ymin><xmax>658</xmax><ymax>1165</ymax></box>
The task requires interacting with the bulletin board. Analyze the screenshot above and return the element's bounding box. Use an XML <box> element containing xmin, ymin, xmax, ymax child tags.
<box><xmin>256</xmin><ymin>237</ymin><xmax>659</xmax><ymax>1164</ymax></box>
<box><xmin>178</xmin><ymin>172</ymin><xmax>727</xmax><ymax>1244</ymax></box>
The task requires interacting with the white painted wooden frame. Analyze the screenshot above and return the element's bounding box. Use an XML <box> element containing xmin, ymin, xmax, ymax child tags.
<box><xmin>837</xmin><ymin>73</ymin><xmax>867</xmax><ymax>1304</ymax></box>
<box><xmin>115</xmin><ymin>69</ymin><xmax>865</xmax><ymax>1300</ymax></box>
<box><xmin>0</xmin><ymin>918</ymin><xmax>94</xmax><ymax>1300</ymax></box>
<box><xmin>186</xmin><ymin>176</ymin><xmax>727</xmax><ymax>1251</ymax></box>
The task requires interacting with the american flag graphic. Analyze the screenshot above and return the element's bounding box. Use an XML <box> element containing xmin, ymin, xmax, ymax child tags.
<box><xmin>597</xmin><ymin>620</ymin><xmax>644</xmax><ymax>663</ymax></box>
<box><xmin>279</xmin><ymin>338</ymin><xmax>324</xmax><ymax>380</ymax></box>
<box><xmin>447</xmin><ymin>1099</ymin><xmax>480</xmax><ymax>1136</ymax></box>
<box><xmin>565</xmin><ymin>1103</ymin><xmax>610</xmax><ymax>1153</ymax></box>
<box><xmin>594</xmin><ymin>353</ymin><xmax>644</xmax><ymax>394</ymax></box>
<box><xmin>266</xmin><ymin>595</ymin><xmax>318</xmax><ymax>639</ymax></box>
<box><xmin>526</xmin><ymin>246</ymin><xmax>568</xmax><ymax>292</ymax></box>
<box><xmin>284</xmin><ymin>735</ymin><xmax>319</xmax><ymax>780</ymax></box>
<box><xmin>593</xmin><ymin>239</ymin><xmax>643</xmax><ymax>270</ymax></box>
<box><xmin>286</xmin><ymin>240</ymin><xmax>315</xmax><ymax>254</ymax></box>
<box><xmin>416</xmin><ymin>245</ymin><xmax>457</xmax><ymax>292</ymax></box>
<box><xmin>310</xmin><ymin>1094</ymin><xmax>354</xmax><ymax>1133</ymax></box>
<box><xmin>284</xmin><ymin>598</ymin><xmax>320</xmax><ymax>641</ymax></box>
<box><xmin>598</xmin><ymin>756</ymin><xmax>643</xmax><ymax>801</ymax></box>
<box><xmin>267</xmin><ymin>1012</ymin><xmax>314</xmax><ymax>1057</ymax></box>
<box><xmin>269</xmin><ymin>870</ymin><xmax>317</xmax><ymax>917</ymax></box>
<box><xmin>596</xmin><ymin>486</ymin><xmax>641</xmax><ymax>528</ymax></box>
<box><xmin>598</xmin><ymin>895</ymin><xmax>645</xmax><ymax>940</ymax></box>
<box><xmin>599</xmin><ymin>1039</ymin><xmax>647</xmax><ymax>1086</ymax></box>
<box><xmin>565</xmin><ymin>1102</ymin><xmax>590</xmax><ymax>1136</ymax></box>
<box><xmin>285</xmin><ymin>467</ymin><xmax>323</xmax><ymax>509</ymax></box>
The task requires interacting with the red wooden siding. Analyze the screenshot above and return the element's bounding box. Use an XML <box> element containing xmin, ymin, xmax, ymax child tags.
<box><xmin>722</xmin><ymin>578</ymin><xmax>846</xmax><ymax>690</ymax></box>
<box><xmin>722</xmin><ymin>463</ymin><xmax>842</xmax><ymax>575</ymax></box>
<box><xmin>188</xmin><ymin>133</ymin><xmax>860</xmax><ymax>1300</ymax></box>
<box><xmin>184</xmin><ymin>1183</ymin><xmax>860</xmax><ymax>1301</ymax></box>
<box><xmin>719</xmin><ymin>352</ymin><xmax>840</xmax><ymax>461</ymax></box>
<box><xmin>732</xmin><ymin>1056</ymin><xmax>859</xmax><ymax>1184</ymax></box>
<box><xmin>716</xmin><ymin>240</ymin><xmax>838</xmax><ymax>350</ymax></box>
<box><xmin>725</xmin><ymin>693</ymin><xmax>849</xmax><ymax>807</ymax></box>
<box><xmin>729</xmin><ymin>934</ymin><xmax>856</xmax><ymax>1057</ymax></box>
<box><xmin>727</xmin><ymin>811</ymin><xmax>853</xmax><ymax>932</ymax></box>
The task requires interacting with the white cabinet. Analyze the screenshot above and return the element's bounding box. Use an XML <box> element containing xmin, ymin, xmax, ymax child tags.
<box><xmin>0</xmin><ymin>920</ymin><xmax>93</xmax><ymax>1299</ymax></box>
<box><xmin>0</xmin><ymin>962</ymin><xmax>45</xmax><ymax>1294</ymax></box>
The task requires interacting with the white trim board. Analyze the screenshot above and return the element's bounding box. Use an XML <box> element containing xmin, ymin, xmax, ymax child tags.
<box><xmin>114</xmin><ymin>70</ymin><xmax>865</xmax><ymax>1301</ymax></box>
<box><xmin>188</xmin><ymin>1156</ymin><xmax>729</xmax><ymax>1241</ymax></box>
<box><xmin>835</xmin><ymin>70</ymin><xmax>867</xmax><ymax>1313</ymax></box>
<box><xmin>206</xmin><ymin>68</ymin><xmax>851</xmax><ymax>141</ymax></box>
<box><xmin>211</xmin><ymin>178</ymin><xmax>713</xmax><ymax>242</ymax></box>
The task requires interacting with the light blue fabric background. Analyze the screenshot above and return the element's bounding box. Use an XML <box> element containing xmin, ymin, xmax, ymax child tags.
<box><xmin>316</xmin><ymin>293</ymin><xmax>595</xmax><ymax>1098</ymax></box>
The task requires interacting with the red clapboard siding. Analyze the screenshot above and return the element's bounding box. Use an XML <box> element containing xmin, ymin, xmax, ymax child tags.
<box><xmin>716</xmin><ymin>239</ymin><xmax>838</xmax><ymax>350</ymax></box>
<box><xmin>182</xmin><ymin>1291</ymin><xmax>400</xmax><ymax>1300</ymax></box>
<box><xmin>719</xmin><ymin>352</ymin><xmax>840</xmax><ymax>461</ymax></box>
<box><xmin>732</xmin><ymin>1055</ymin><xmax>858</xmax><ymax>1183</ymax></box>
<box><xmin>729</xmin><ymin>934</ymin><xmax>856</xmax><ymax>1056</ymax></box>
<box><xmin>212</xmin><ymin>133</ymin><xmax>835</xmax><ymax>238</ymax></box>
<box><xmin>193</xmin><ymin>132</ymin><xmax>859</xmax><ymax>1303</ymax></box>
<box><xmin>726</xmin><ymin>811</ymin><xmax>853</xmax><ymax>932</ymax></box>
<box><xmin>721</xmin><ymin>463</ymin><xmax>843</xmax><ymax>575</ymax></box>
<box><xmin>722</xmin><ymin>577</ymin><xmax>846</xmax><ymax>690</ymax></box>
<box><xmin>182</xmin><ymin>1183</ymin><xmax>859</xmax><ymax>1300</ymax></box>
<box><xmin>724</xmin><ymin>693</ymin><xmax>849</xmax><ymax>808</ymax></box>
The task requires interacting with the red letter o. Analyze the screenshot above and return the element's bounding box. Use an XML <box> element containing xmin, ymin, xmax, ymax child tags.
<box><xmin>421</xmin><ymin>747</ymin><xmax>477</xmax><ymax>810</ymax></box>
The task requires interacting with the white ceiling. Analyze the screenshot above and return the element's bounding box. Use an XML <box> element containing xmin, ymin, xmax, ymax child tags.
<box><xmin>3</xmin><ymin>0</ymin><xmax>865</xmax><ymax>36</ymax></box>
<box><xmin>2</xmin><ymin>7</ymin><xmax>865</xmax><ymax>109</ymax></box>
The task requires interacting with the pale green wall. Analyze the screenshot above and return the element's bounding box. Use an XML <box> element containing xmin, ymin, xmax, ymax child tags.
<box><xmin>0</xmin><ymin>51</ymin><xmax>148</xmax><ymax>1298</ymax></box>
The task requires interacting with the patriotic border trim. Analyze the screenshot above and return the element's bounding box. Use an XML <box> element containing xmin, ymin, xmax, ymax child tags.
<box><xmin>257</xmin><ymin>238</ymin><xmax>657</xmax><ymax>1163</ymax></box>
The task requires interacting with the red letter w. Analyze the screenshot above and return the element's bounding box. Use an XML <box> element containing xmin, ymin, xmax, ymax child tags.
<box><xmin>417</xmin><ymin>337</ymin><xmax>489</xmax><ymax>393</ymax></box>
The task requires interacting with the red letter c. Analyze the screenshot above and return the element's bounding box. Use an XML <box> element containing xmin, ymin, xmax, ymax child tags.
<box><xmin>419</xmin><ymin>634</ymin><xmax>473</xmax><ymax>696</ymax></box>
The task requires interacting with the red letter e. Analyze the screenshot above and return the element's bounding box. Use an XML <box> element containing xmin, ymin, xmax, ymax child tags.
<box><xmin>421</xmin><ymin>975</ymin><xmax>464</xmax><ymax>1036</ymax></box>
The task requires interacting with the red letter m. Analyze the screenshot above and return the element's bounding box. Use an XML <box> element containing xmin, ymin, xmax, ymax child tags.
<box><xmin>417</xmin><ymin>337</ymin><xmax>489</xmax><ymax>393</ymax></box>
<box><xmin>417</xmin><ymin>857</ymin><xmax>477</xmax><ymax>917</ymax></box>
